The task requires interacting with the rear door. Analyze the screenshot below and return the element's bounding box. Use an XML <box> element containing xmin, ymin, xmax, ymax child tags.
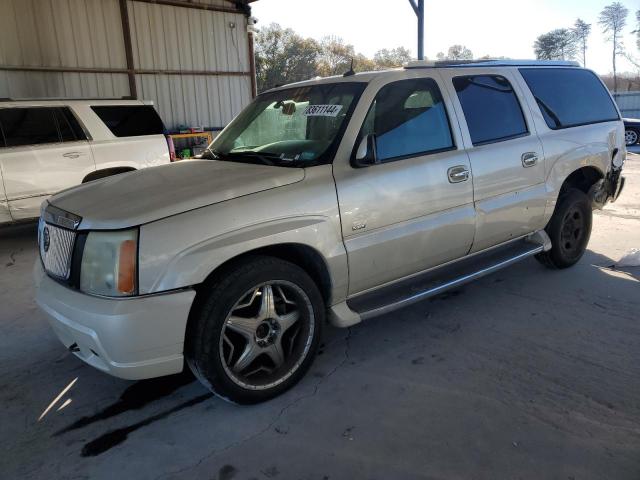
<box><xmin>439</xmin><ymin>68</ymin><xmax>547</xmax><ymax>252</ymax></box>
<box><xmin>0</xmin><ymin>107</ymin><xmax>94</xmax><ymax>220</ymax></box>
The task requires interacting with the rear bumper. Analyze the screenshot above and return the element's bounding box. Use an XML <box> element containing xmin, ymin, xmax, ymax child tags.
<box><xmin>34</xmin><ymin>263</ymin><xmax>196</xmax><ymax>380</ymax></box>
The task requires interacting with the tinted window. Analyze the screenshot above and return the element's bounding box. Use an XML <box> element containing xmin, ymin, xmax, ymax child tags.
<box><xmin>359</xmin><ymin>78</ymin><xmax>454</xmax><ymax>161</ymax></box>
<box><xmin>55</xmin><ymin>108</ymin><xmax>87</xmax><ymax>142</ymax></box>
<box><xmin>519</xmin><ymin>68</ymin><xmax>619</xmax><ymax>129</ymax></box>
<box><xmin>91</xmin><ymin>105</ymin><xmax>165</xmax><ymax>137</ymax></box>
<box><xmin>453</xmin><ymin>75</ymin><xmax>528</xmax><ymax>145</ymax></box>
<box><xmin>0</xmin><ymin>108</ymin><xmax>60</xmax><ymax>147</ymax></box>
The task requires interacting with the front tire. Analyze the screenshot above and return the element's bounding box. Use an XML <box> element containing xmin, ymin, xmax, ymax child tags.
<box><xmin>536</xmin><ymin>188</ymin><xmax>592</xmax><ymax>269</ymax></box>
<box><xmin>185</xmin><ymin>256</ymin><xmax>324</xmax><ymax>404</ymax></box>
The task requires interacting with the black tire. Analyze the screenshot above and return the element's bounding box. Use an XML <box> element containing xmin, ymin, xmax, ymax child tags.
<box><xmin>536</xmin><ymin>188</ymin><xmax>592</xmax><ymax>269</ymax></box>
<box><xmin>185</xmin><ymin>255</ymin><xmax>324</xmax><ymax>404</ymax></box>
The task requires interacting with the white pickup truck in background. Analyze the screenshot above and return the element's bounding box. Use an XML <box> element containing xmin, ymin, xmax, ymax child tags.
<box><xmin>0</xmin><ymin>99</ymin><xmax>171</xmax><ymax>224</ymax></box>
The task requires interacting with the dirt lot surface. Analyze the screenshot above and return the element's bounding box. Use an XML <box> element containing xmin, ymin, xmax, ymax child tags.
<box><xmin>1</xmin><ymin>156</ymin><xmax>639</xmax><ymax>480</ymax></box>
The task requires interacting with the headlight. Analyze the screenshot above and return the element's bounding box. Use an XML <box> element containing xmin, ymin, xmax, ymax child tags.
<box><xmin>80</xmin><ymin>229</ymin><xmax>138</xmax><ymax>297</ymax></box>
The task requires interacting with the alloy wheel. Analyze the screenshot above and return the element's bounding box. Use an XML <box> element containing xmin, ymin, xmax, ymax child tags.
<box><xmin>219</xmin><ymin>281</ymin><xmax>314</xmax><ymax>390</ymax></box>
<box><xmin>625</xmin><ymin>129</ymin><xmax>638</xmax><ymax>146</ymax></box>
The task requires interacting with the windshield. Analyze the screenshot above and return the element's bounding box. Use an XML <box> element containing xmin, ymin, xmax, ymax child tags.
<box><xmin>205</xmin><ymin>82</ymin><xmax>366</xmax><ymax>167</ymax></box>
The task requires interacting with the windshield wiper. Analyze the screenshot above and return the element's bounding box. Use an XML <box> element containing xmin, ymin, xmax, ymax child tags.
<box><xmin>201</xmin><ymin>146</ymin><xmax>221</xmax><ymax>160</ymax></box>
<box><xmin>227</xmin><ymin>151</ymin><xmax>278</xmax><ymax>166</ymax></box>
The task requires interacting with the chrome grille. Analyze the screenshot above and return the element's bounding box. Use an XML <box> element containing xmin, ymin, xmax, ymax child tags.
<box><xmin>39</xmin><ymin>221</ymin><xmax>76</xmax><ymax>279</ymax></box>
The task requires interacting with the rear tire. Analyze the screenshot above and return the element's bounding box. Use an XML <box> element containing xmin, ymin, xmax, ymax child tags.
<box><xmin>536</xmin><ymin>188</ymin><xmax>592</xmax><ymax>269</ymax></box>
<box><xmin>185</xmin><ymin>256</ymin><xmax>324</xmax><ymax>404</ymax></box>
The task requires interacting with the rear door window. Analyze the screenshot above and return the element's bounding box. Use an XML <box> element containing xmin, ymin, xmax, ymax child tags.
<box><xmin>91</xmin><ymin>105</ymin><xmax>165</xmax><ymax>137</ymax></box>
<box><xmin>453</xmin><ymin>75</ymin><xmax>528</xmax><ymax>146</ymax></box>
<box><xmin>519</xmin><ymin>68</ymin><xmax>620</xmax><ymax>129</ymax></box>
<box><xmin>0</xmin><ymin>108</ymin><xmax>60</xmax><ymax>147</ymax></box>
<box><xmin>358</xmin><ymin>77</ymin><xmax>455</xmax><ymax>162</ymax></box>
<box><xmin>55</xmin><ymin>108</ymin><xmax>87</xmax><ymax>142</ymax></box>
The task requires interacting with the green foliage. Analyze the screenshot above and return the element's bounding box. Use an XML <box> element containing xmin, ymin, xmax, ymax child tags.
<box><xmin>254</xmin><ymin>24</ymin><xmax>413</xmax><ymax>92</ymax></box>
<box><xmin>373</xmin><ymin>47</ymin><xmax>413</xmax><ymax>69</ymax></box>
<box><xmin>599</xmin><ymin>2</ymin><xmax>629</xmax><ymax>92</ymax></box>
<box><xmin>534</xmin><ymin>29</ymin><xmax>578</xmax><ymax>60</ymax></box>
<box><xmin>436</xmin><ymin>45</ymin><xmax>473</xmax><ymax>61</ymax></box>
<box><xmin>573</xmin><ymin>18</ymin><xmax>591</xmax><ymax>66</ymax></box>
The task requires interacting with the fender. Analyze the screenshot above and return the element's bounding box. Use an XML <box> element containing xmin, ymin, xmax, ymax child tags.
<box><xmin>540</xmin><ymin>122</ymin><xmax>620</xmax><ymax>223</ymax></box>
<box><xmin>138</xmin><ymin>166</ymin><xmax>349</xmax><ymax>304</ymax></box>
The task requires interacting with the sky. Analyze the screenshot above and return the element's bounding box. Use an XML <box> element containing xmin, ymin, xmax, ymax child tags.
<box><xmin>252</xmin><ymin>0</ymin><xmax>640</xmax><ymax>75</ymax></box>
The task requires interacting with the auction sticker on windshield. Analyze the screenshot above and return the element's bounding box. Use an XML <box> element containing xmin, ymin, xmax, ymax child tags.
<box><xmin>303</xmin><ymin>105</ymin><xmax>343</xmax><ymax>117</ymax></box>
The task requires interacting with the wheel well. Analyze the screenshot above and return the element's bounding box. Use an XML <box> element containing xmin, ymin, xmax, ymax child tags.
<box><xmin>82</xmin><ymin>167</ymin><xmax>136</xmax><ymax>183</ymax></box>
<box><xmin>559</xmin><ymin>166</ymin><xmax>604</xmax><ymax>196</ymax></box>
<box><xmin>195</xmin><ymin>243</ymin><xmax>333</xmax><ymax>305</ymax></box>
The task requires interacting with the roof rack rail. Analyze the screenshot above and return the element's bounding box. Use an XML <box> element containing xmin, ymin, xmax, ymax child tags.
<box><xmin>405</xmin><ymin>59</ymin><xmax>580</xmax><ymax>69</ymax></box>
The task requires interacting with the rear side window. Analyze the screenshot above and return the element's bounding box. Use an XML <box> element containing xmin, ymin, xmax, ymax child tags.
<box><xmin>453</xmin><ymin>75</ymin><xmax>528</xmax><ymax>146</ymax></box>
<box><xmin>91</xmin><ymin>105</ymin><xmax>165</xmax><ymax>137</ymax></box>
<box><xmin>358</xmin><ymin>77</ymin><xmax>454</xmax><ymax>162</ymax></box>
<box><xmin>0</xmin><ymin>108</ymin><xmax>60</xmax><ymax>147</ymax></box>
<box><xmin>55</xmin><ymin>107</ymin><xmax>87</xmax><ymax>142</ymax></box>
<box><xmin>519</xmin><ymin>68</ymin><xmax>619</xmax><ymax>129</ymax></box>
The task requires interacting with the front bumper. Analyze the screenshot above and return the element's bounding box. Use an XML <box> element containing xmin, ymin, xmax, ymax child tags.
<box><xmin>34</xmin><ymin>263</ymin><xmax>196</xmax><ymax>380</ymax></box>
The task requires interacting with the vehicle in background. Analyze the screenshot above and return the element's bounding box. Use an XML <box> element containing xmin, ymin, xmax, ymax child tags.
<box><xmin>623</xmin><ymin>117</ymin><xmax>640</xmax><ymax>146</ymax></box>
<box><xmin>0</xmin><ymin>100</ymin><xmax>171</xmax><ymax>224</ymax></box>
<box><xmin>35</xmin><ymin>60</ymin><xmax>625</xmax><ymax>404</ymax></box>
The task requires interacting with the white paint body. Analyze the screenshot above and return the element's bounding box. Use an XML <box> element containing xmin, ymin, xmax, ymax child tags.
<box><xmin>0</xmin><ymin>99</ymin><xmax>170</xmax><ymax>222</ymax></box>
<box><xmin>35</xmin><ymin>65</ymin><xmax>626</xmax><ymax>380</ymax></box>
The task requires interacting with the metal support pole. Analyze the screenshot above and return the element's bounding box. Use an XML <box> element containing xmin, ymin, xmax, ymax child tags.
<box><xmin>408</xmin><ymin>0</ymin><xmax>425</xmax><ymax>60</ymax></box>
<box><xmin>417</xmin><ymin>0</ymin><xmax>424</xmax><ymax>60</ymax></box>
<box><xmin>118</xmin><ymin>0</ymin><xmax>137</xmax><ymax>99</ymax></box>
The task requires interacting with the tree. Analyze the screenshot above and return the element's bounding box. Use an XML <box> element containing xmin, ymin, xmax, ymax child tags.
<box><xmin>436</xmin><ymin>45</ymin><xmax>473</xmax><ymax>61</ymax></box>
<box><xmin>317</xmin><ymin>36</ymin><xmax>356</xmax><ymax>77</ymax></box>
<box><xmin>634</xmin><ymin>10</ymin><xmax>640</xmax><ymax>50</ymax></box>
<box><xmin>254</xmin><ymin>23</ymin><xmax>321</xmax><ymax>91</ymax></box>
<box><xmin>373</xmin><ymin>47</ymin><xmax>413</xmax><ymax>69</ymax></box>
<box><xmin>599</xmin><ymin>2</ymin><xmax>629</xmax><ymax>93</ymax></box>
<box><xmin>534</xmin><ymin>29</ymin><xmax>577</xmax><ymax>60</ymax></box>
<box><xmin>573</xmin><ymin>19</ymin><xmax>591</xmax><ymax>66</ymax></box>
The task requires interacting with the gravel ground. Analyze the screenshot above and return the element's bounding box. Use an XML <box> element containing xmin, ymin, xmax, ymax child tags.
<box><xmin>1</xmin><ymin>156</ymin><xmax>638</xmax><ymax>480</ymax></box>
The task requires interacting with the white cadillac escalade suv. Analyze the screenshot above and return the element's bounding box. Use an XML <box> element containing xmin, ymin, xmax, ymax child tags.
<box><xmin>0</xmin><ymin>100</ymin><xmax>171</xmax><ymax>224</ymax></box>
<box><xmin>35</xmin><ymin>61</ymin><xmax>625</xmax><ymax>404</ymax></box>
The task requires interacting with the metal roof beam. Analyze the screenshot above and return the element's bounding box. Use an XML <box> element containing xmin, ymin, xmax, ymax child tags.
<box><xmin>407</xmin><ymin>0</ymin><xmax>425</xmax><ymax>60</ymax></box>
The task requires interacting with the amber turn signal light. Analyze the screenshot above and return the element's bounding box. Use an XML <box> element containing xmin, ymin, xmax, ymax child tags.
<box><xmin>117</xmin><ymin>239</ymin><xmax>137</xmax><ymax>294</ymax></box>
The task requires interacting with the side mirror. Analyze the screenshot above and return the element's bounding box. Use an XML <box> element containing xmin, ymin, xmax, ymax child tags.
<box><xmin>353</xmin><ymin>134</ymin><xmax>378</xmax><ymax>167</ymax></box>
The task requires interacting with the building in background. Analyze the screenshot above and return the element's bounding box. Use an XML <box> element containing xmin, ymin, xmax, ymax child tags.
<box><xmin>0</xmin><ymin>0</ymin><xmax>257</xmax><ymax>132</ymax></box>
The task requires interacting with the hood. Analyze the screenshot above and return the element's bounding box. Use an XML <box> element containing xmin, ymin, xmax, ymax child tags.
<box><xmin>49</xmin><ymin>160</ymin><xmax>305</xmax><ymax>230</ymax></box>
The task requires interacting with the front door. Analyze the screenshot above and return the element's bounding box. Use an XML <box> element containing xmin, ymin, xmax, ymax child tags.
<box><xmin>439</xmin><ymin>69</ymin><xmax>547</xmax><ymax>252</ymax></box>
<box><xmin>333</xmin><ymin>75</ymin><xmax>476</xmax><ymax>295</ymax></box>
<box><xmin>0</xmin><ymin>107</ymin><xmax>94</xmax><ymax>220</ymax></box>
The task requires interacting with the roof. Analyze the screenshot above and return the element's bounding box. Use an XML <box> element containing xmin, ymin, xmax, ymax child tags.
<box><xmin>406</xmin><ymin>59</ymin><xmax>580</xmax><ymax>69</ymax></box>
<box><xmin>265</xmin><ymin>59</ymin><xmax>584</xmax><ymax>93</ymax></box>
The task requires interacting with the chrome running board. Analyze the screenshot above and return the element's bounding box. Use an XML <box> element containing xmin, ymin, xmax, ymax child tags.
<box><xmin>347</xmin><ymin>231</ymin><xmax>550</xmax><ymax>321</ymax></box>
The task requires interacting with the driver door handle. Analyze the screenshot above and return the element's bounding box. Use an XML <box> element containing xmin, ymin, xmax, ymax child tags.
<box><xmin>448</xmin><ymin>165</ymin><xmax>470</xmax><ymax>183</ymax></box>
<box><xmin>521</xmin><ymin>152</ymin><xmax>538</xmax><ymax>168</ymax></box>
